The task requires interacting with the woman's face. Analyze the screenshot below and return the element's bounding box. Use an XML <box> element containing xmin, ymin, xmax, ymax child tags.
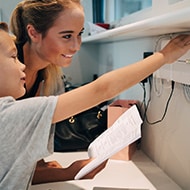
<box><xmin>34</xmin><ymin>7</ymin><xmax>84</xmax><ymax>67</ymax></box>
<box><xmin>0</xmin><ymin>31</ymin><xmax>26</xmax><ymax>99</ymax></box>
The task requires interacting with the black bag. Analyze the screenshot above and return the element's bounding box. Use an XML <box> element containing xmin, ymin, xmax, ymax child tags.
<box><xmin>54</xmin><ymin>102</ymin><xmax>107</xmax><ymax>152</ymax></box>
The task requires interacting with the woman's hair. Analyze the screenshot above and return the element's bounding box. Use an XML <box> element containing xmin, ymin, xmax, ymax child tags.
<box><xmin>10</xmin><ymin>0</ymin><xmax>82</xmax><ymax>44</ymax></box>
<box><xmin>10</xmin><ymin>0</ymin><xmax>82</xmax><ymax>96</ymax></box>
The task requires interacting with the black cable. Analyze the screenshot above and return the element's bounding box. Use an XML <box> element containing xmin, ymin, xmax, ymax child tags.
<box><xmin>140</xmin><ymin>35</ymin><xmax>175</xmax><ymax>125</ymax></box>
<box><xmin>145</xmin><ymin>80</ymin><xmax>175</xmax><ymax>125</ymax></box>
<box><xmin>139</xmin><ymin>82</ymin><xmax>146</xmax><ymax>114</ymax></box>
<box><xmin>139</xmin><ymin>76</ymin><xmax>152</xmax><ymax>122</ymax></box>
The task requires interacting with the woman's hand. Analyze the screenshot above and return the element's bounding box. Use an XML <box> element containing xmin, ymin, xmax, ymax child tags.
<box><xmin>32</xmin><ymin>158</ymin><xmax>107</xmax><ymax>185</ymax></box>
<box><xmin>66</xmin><ymin>158</ymin><xmax>108</xmax><ymax>180</ymax></box>
<box><xmin>160</xmin><ymin>35</ymin><xmax>190</xmax><ymax>64</ymax></box>
<box><xmin>36</xmin><ymin>159</ymin><xmax>62</xmax><ymax>168</ymax></box>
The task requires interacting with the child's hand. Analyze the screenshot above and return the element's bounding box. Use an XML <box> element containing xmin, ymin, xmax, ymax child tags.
<box><xmin>160</xmin><ymin>35</ymin><xmax>190</xmax><ymax>64</ymax></box>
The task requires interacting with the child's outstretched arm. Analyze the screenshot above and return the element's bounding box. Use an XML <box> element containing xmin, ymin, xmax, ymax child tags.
<box><xmin>52</xmin><ymin>35</ymin><xmax>190</xmax><ymax>124</ymax></box>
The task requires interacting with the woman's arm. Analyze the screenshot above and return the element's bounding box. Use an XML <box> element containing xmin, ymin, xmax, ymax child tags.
<box><xmin>52</xmin><ymin>35</ymin><xmax>190</xmax><ymax>124</ymax></box>
<box><xmin>32</xmin><ymin>159</ymin><xmax>107</xmax><ymax>184</ymax></box>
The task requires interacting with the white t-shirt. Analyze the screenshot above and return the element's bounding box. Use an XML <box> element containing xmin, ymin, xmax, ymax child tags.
<box><xmin>0</xmin><ymin>96</ymin><xmax>58</xmax><ymax>190</ymax></box>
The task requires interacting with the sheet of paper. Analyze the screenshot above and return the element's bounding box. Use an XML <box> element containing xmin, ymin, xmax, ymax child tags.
<box><xmin>74</xmin><ymin>105</ymin><xmax>142</xmax><ymax>180</ymax></box>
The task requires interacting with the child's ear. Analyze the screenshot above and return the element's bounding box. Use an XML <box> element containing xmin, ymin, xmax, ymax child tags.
<box><xmin>26</xmin><ymin>24</ymin><xmax>41</xmax><ymax>43</ymax></box>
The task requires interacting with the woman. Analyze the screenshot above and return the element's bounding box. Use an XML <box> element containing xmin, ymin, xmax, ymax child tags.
<box><xmin>10</xmin><ymin>0</ymin><xmax>84</xmax><ymax>98</ymax></box>
<box><xmin>10</xmin><ymin>0</ymin><xmax>86</xmax><ymax>184</ymax></box>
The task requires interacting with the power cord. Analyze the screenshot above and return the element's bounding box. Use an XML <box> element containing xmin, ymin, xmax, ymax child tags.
<box><xmin>182</xmin><ymin>84</ymin><xmax>190</xmax><ymax>102</ymax></box>
<box><xmin>142</xmin><ymin>80</ymin><xmax>175</xmax><ymax>125</ymax></box>
<box><xmin>139</xmin><ymin>75</ymin><xmax>152</xmax><ymax>122</ymax></box>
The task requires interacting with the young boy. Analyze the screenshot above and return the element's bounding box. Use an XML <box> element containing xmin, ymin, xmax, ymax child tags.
<box><xmin>0</xmin><ymin>23</ymin><xmax>105</xmax><ymax>190</ymax></box>
<box><xmin>0</xmin><ymin>23</ymin><xmax>190</xmax><ymax>190</ymax></box>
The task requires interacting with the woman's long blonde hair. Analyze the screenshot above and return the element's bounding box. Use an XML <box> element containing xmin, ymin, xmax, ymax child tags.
<box><xmin>10</xmin><ymin>0</ymin><xmax>82</xmax><ymax>96</ymax></box>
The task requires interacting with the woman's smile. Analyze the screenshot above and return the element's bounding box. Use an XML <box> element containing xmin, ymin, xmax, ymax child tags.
<box><xmin>62</xmin><ymin>54</ymin><xmax>73</xmax><ymax>58</ymax></box>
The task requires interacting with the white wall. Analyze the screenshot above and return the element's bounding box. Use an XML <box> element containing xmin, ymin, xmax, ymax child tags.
<box><xmin>63</xmin><ymin>43</ymin><xmax>99</xmax><ymax>85</ymax></box>
<box><xmin>142</xmin><ymin>80</ymin><xmax>190</xmax><ymax>189</ymax></box>
<box><xmin>0</xmin><ymin>0</ymin><xmax>21</xmax><ymax>23</ymax></box>
<box><xmin>97</xmin><ymin>37</ymin><xmax>155</xmax><ymax>100</ymax></box>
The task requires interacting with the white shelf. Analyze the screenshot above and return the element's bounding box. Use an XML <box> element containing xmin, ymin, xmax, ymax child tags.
<box><xmin>82</xmin><ymin>7</ymin><xmax>190</xmax><ymax>43</ymax></box>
